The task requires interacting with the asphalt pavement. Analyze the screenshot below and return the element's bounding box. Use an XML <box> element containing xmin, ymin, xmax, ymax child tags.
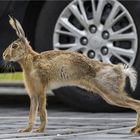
<box><xmin>0</xmin><ymin>106</ymin><xmax>138</xmax><ymax>140</ymax></box>
<box><xmin>0</xmin><ymin>84</ymin><xmax>140</xmax><ymax>140</ymax></box>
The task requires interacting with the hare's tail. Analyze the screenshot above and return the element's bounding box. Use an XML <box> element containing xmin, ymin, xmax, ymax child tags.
<box><xmin>122</xmin><ymin>65</ymin><xmax>137</xmax><ymax>91</ymax></box>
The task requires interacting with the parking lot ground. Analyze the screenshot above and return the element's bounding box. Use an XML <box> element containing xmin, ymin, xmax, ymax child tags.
<box><xmin>0</xmin><ymin>106</ymin><xmax>139</xmax><ymax>140</ymax></box>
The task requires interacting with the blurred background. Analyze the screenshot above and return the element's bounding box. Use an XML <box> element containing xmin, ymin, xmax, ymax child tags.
<box><xmin>0</xmin><ymin>0</ymin><xmax>140</xmax><ymax>112</ymax></box>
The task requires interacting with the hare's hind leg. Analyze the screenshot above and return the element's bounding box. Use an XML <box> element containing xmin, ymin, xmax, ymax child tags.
<box><xmin>98</xmin><ymin>90</ymin><xmax>140</xmax><ymax>135</ymax></box>
<box><xmin>33</xmin><ymin>92</ymin><xmax>47</xmax><ymax>133</ymax></box>
<box><xmin>19</xmin><ymin>95</ymin><xmax>38</xmax><ymax>132</ymax></box>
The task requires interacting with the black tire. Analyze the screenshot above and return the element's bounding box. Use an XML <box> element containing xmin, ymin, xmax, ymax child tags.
<box><xmin>35</xmin><ymin>0</ymin><xmax>140</xmax><ymax>112</ymax></box>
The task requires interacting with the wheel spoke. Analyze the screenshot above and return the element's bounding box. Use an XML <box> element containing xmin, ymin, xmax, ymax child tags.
<box><xmin>109</xmin><ymin>46</ymin><xmax>134</xmax><ymax>58</ymax></box>
<box><xmin>68</xmin><ymin>45</ymin><xmax>86</xmax><ymax>51</ymax></box>
<box><xmin>95</xmin><ymin>0</ymin><xmax>107</xmax><ymax>25</ymax></box>
<box><xmin>112</xmin><ymin>11</ymin><xmax>126</xmax><ymax>26</ymax></box>
<box><xmin>113</xmin><ymin>24</ymin><xmax>133</xmax><ymax>35</ymax></box>
<box><xmin>104</xmin><ymin>2</ymin><xmax>120</xmax><ymax>30</ymax></box>
<box><xmin>91</xmin><ymin>0</ymin><xmax>96</xmax><ymax>19</ymax></box>
<box><xmin>59</xmin><ymin>18</ymin><xmax>85</xmax><ymax>38</ymax></box>
<box><xmin>110</xmin><ymin>33</ymin><xmax>135</xmax><ymax>41</ymax></box>
<box><xmin>112</xmin><ymin>53</ymin><xmax>129</xmax><ymax>65</ymax></box>
<box><xmin>69</xmin><ymin>5</ymin><xmax>87</xmax><ymax>28</ymax></box>
<box><xmin>54</xmin><ymin>43</ymin><xmax>77</xmax><ymax>49</ymax></box>
<box><xmin>102</xmin><ymin>56</ymin><xmax>112</xmax><ymax>64</ymax></box>
<box><xmin>78</xmin><ymin>0</ymin><xmax>88</xmax><ymax>24</ymax></box>
<box><xmin>56</xmin><ymin>30</ymin><xmax>77</xmax><ymax>37</ymax></box>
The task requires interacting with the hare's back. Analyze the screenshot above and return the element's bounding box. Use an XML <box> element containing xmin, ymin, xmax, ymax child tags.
<box><xmin>41</xmin><ymin>50</ymin><xmax>94</xmax><ymax>67</ymax></box>
<box><xmin>39</xmin><ymin>50</ymin><xmax>97</xmax><ymax>76</ymax></box>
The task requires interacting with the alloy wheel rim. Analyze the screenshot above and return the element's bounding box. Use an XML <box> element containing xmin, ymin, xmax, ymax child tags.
<box><xmin>53</xmin><ymin>0</ymin><xmax>138</xmax><ymax>66</ymax></box>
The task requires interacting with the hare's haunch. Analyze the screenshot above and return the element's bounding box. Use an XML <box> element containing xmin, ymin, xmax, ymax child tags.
<box><xmin>3</xmin><ymin>16</ymin><xmax>140</xmax><ymax>134</ymax></box>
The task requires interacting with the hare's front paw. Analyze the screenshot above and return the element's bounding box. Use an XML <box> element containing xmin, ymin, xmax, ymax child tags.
<box><xmin>18</xmin><ymin>126</ymin><xmax>32</xmax><ymax>133</ymax></box>
<box><xmin>33</xmin><ymin>127</ymin><xmax>45</xmax><ymax>133</ymax></box>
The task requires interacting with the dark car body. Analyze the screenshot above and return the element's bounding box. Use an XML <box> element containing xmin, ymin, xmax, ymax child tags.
<box><xmin>1</xmin><ymin>0</ymin><xmax>140</xmax><ymax>112</ymax></box>
<box><xmin>0</xmin><ymin>1</ymin><xmax>43</xmax><ymax>52</ymax></box>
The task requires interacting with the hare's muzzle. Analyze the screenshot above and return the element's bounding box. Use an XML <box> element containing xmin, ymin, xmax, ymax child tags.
<box><xmin>3</xmin><ymin>50</ymin><xmax>10</xmax><ymax>61</ymax></box>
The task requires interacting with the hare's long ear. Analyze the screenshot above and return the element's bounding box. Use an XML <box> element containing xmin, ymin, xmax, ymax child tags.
<box><xmin>9</xmin><ymin>16</ymin><xmax>26</xmax><ymax>40</ymax></box>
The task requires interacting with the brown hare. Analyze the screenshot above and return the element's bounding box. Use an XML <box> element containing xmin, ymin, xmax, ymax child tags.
<box><xmin>2</xmin><ymin>16</ymin><xmax>140</xmax><ymax>134</ymax></box>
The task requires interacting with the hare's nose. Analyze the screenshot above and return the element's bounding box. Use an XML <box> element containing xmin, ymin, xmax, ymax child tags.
<box><xmin>3</xmin><ymin>53</ymin><xmax>6</xmax><ymax>60</ymax></box>
<box><xmin>3</xmin><ymin>53</ymin><xmax>9</xmax><ymax>60</ymax></box>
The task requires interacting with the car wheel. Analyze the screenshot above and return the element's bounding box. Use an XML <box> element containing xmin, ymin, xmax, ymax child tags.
<box><xmin>36</xmin><ymin>0</ymin><xmax>140</xmax><ymax>112</ymax></box>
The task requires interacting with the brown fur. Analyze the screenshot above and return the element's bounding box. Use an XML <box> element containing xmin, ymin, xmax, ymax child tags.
<box><xmin>2</xmin><ymin>17</ymin><xmax>140</xmax><ymax>134</ymax></box>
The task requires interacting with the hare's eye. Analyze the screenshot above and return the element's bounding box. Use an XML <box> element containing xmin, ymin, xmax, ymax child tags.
<box><xmin>12</xmin><ymin>44</ymin><xmax>18</xmax><ymax>49</ymax></box>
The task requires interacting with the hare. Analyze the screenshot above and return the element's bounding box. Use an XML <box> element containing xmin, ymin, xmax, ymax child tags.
<box><xmin>2</xmin><ymin>16</ymin><xmax>140</xmax><ymax>134</ymax></box>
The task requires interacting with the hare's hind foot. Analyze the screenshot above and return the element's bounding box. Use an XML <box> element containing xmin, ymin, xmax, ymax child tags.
<box><xmin>32</xmin><ymin>121</ymin><xmax>46</xmax><ymax>133</ymax></box>
<box><xmin>33</xmin><ymin>123</ymin><xmax>46</xmax><ymax>133</ymax></box>
<box><xmin>130</xmin><ymin>126</ymin><xmax>137</xmax><ymax>134</ymax></box>
<box><xmin>130</xmin><ymin>126</ymin><xmax>140</xmax><ymax>135</ymax></box>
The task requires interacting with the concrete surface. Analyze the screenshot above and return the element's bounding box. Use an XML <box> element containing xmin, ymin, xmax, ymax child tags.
<box><xmin>0</xmin><ymin>106</ymin><xmax>139</xmax><ymax>140</ymax></box>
